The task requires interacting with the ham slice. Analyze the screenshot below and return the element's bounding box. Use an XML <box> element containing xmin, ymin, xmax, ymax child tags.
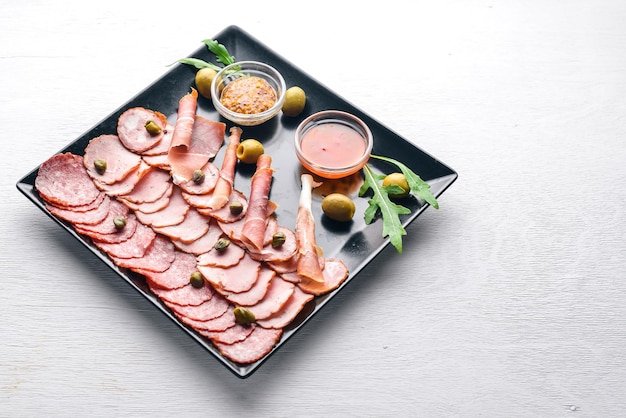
<box><xmin>248</xmin><ymin>225</ymin><xmax>297</xmax><ymax>263</ymax></box>
<box><xmin>171</xmin><ymin>218</ymin><xmax>223</xmax><ymax>255</ymax></box>
<box><xmin>196</xmin><ymin>241</ymin><xmax>246</xmax><ymax>268</ymax></box>
<box><xmin>178</xmin><ymin>306</ymin><xmax>236</xmax><ymax>332</ymax></box>
<box><xmin>150</xmin><ymin>281</ymin><xmax>214</xmax><ymax>307</ymax></box>
<box><xmin>198</xmin><ymin>253</ymin><xmax>261</xmax><ymax>294</ymax></box>
<box><xmin>83</xmin><ymin>134</ymin><xmax>142</xmax><ymax>185</ymax></box>
<box><xmin>152</xmin><ymin>208</ymin><xmax>210</xmax><ymax>243</ymax></box>
<box><xmin>241</xmin><ymin>154</ymin><xmax>274</xmax><ymax>253</ymax></box>
<box><xmin>246</xmin><ymin>276</ymin><xmax>295</xmax><ymax>321</ymax></box>
<box><xmin>46</xmin><ymin>194</ymin><xmax>110</xmax><ymax>225</ymax></box>
<box><xmin>295</xmin><ymin>174</ymin><xmax>324</xmax><ymax>283</ymax></box>
<box><xmin>164</xmin><ymin>293</ymin><xmax>230</xmax><ymax>322</ymax></box>
<box><xmin>93</xmin><ymin>221</ymin><xmax>156</xmax><ymax>259</ymax></box>
<box><xmin>256</xmin><ymin>286</ymin><xmax>314</xmax><ymax>329</ymax></box>
<box><xmin>134</xmin><ymin>186</ymin><xmax>189</xmax><ymax>228</ymax></box>
<box><xmin>137</xmin><ymin>251</ymin><xmax>198</xmax><ymax>291</ymax></box>
<box><xmin>198</xmin><ymin>189</ymin><xmax>248</xmax><ymax>223</ymax></box>
<box><xmin>213</xmin><ymin>326</ymin><xmax>282</xmax><ymax>364</ymax></box>
<box><xmin>206</xmin><ymin>126</ymin><xmax>242</xmax><ymax>210</ymax></box>
<box><xmin>221</xmin><ymin>266</ymin><xmax>275</xmax><ymax>307</ymax></box>
<box><xmin>178</xmin><ymin>161</ymin><xmax>220</xmax><ymax>195</ymax></box>
<box><xmin>297</xmin><ymin>258</ymin><xmax>349</xmax><ymax>296</ymax></box>
<box><xmin>110</xmin><ymin>235</ymin><xmax>176</xmax><ymax>273</ymax></box>
<box><xmin>93</xmin><ymin>160</ymin><xmax>152</xmax><ymax>196</ymax></box>
<box><xmin>200</xmin><ymin>323</ymin><xmax>255</xmax><ymax>345</ymax></box>
<box><xmin>120</xmin><ymin>167</ymin><xmax>172</xmax><ymax>204</ymax></box>
<box><xmin>117</xmin><ymin>107</ymin><xmax>168</xmax><ymax>153</ymax></box>
<box><xmin>76</xmin><ymin>212</ymin><xmax>138</xmax><ymax>244</ymax></box>
<box><xmin>120</xmin><ymin>182</ymin><xmax>173</xmax><ymax>214</ymax></box>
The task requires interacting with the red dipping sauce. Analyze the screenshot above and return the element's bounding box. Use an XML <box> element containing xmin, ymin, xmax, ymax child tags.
<box><xmin>295</xmin><ymin>111</ymin><xmax>373</xmax><ymax>179</ymax></box>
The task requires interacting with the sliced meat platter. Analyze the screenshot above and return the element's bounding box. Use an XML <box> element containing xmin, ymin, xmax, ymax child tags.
<box><xmin>34</xmin><ymin>89</ymin><xmax>349</xmax><ymax>366</ymax></box>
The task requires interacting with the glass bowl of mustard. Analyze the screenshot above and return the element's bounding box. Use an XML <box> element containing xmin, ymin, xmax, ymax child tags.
<box><xmin>294</xmin><ymin>110</ymin><xmax>373</xmax><ymax>179</ymax></box>
<box><xmin>211</xmin><ymin>61</ymin><xmax>286</xmax><ymax>126</ymax></box>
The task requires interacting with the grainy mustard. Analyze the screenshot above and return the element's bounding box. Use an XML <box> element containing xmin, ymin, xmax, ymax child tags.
<box><xmin>221</xmin><ymin>76</ymin><xmax>276</xmax><ymax>114</ymax></box>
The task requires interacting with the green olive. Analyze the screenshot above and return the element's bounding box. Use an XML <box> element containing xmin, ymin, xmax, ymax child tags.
<box><xmin>190</xmin><ymin>271</ymin><xmax>204</xmax><ymax>288</ymax></box>
<box><xmin>282</xmin><ymin>86</ymin><xmax>306</xmax><ymax>117</ymax></box>
<box><xmin>145</xmin><ymin>120</ymin><xmax>162</xmax><ymax>136</ymax></box>
<box><xmin>94</xmin><ymin>159</ymin><xmax>107</xmax><ymax>174</ymax></box>
<box><xmin>195</xmin><ymin>67</ymin><xmax>217</xmax><ymax>99</ymax></box>
<box><xmin>236</xmin><ymin>139</ymin><xmax>264</xmax><ymax>164</ymax></box>
<box><xmin>113</xmin><ymin>215</ymin><xmax>126</xmax><ymax>230</ymax></box>
<box><xmin>382</xmin><ymin>172</ymin><xmax>410</xmax><ymax>198</ymax></box>
<box><xmin>233</xmin><ymin>306</ymin><xmax>256</xmax><ymax>325</ymax></box>
<box><xmin>321</xmin><ymin>193</ymin><xmax>356</xmax><ymax>222</ymax></box>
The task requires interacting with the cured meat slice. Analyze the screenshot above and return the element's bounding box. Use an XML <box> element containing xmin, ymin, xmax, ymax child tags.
<box><xmin>171</xmin><ymin>218</ymin><xmax>223</xmax><ymax>255</ymax></box>
<box><xmin>295</xmin><ymin>174</ymin><xmax>324</xmax><ymax>283</ymax></box>
<box><xmin>297</xmin><ymin>258</ymin><xmax>349</xmax><ymax>296</ymax></box>
<box><xmin>246</xmin><ymin>276</ymin><xmax>295</xmax><ymax>320</ymax></box>
<box><xmin>241</xmin><ymin>154</ymin><xmax>274</xmax><ymax>252</ymax></box>
<box><xmin>134</xmin><ymin>186</ymin><xmax>189</xmax><ymax>228</ymax></box>
<box><xmin>111</xmin><ymin>235</ymin><xmax>176</xmax><ymax>273</ymax></box>
<box><xmin>74</xmin><ymin>198</ymin><xmax>129</xmax><ymax>233</ymax></box>
<box><xmin>117</xmin><ymin>107</ymin><xmax>168</xmax><ymax>153</ymax></box>
<box><xmin>218</xmin><ymin>212</ymin><xmax>277</xmax><ymax>246</ymax></box>
<box><xmin>198</xmin><ymin>253</ymin><xmax>261</xmax><ymax>294</ymax></box>
<box><xmin>149</xmin><ymin>281</ymin><xmax>214</xmax><ymax>307</ymax></box>
<box><xmin>196</xmin><ymin>241</ymin><xmax>245</xmax><ymax>268</ymax></box>
<box><xmin>169</xmin><ymin>89</ymin><xmax>200</xmax><ymax>184</ymax></box>
<box><xmin>83</xmin><ymin>134</ymin><xmax>142</xmax><ymax>184</ymax></box>
<box><xmin>188</xmin><ymin>115</ymin><xmax>225</xmax><ymax>159</ymax></box>
<box><xmin>222</xmin><ymin>266</ymin><xmax>275</xmax><ymax>307</ymax></box>
<box><xmin>76</xmin><ymin>212</ymin><xmax>138</xmax><ymax>244</ymax></box>
<box><xmin>178</xmin><ymin>161</ymin><xmax>220</xmax><ymax>195</ymax></box>
<box><xmin>164</xmin><ymin>293</ymin><xmax>229</xmax><ymax>321</ymax></box>
<box><xmin>136</xmin><ymin>251</ymin><xmax>198</xmax><ymax>290</ymax></box>
<box><xmin>248</xmin><ymin>225</ymin><xmax>297</xmax><ymax>263</ymax></box>
<box><xmin>206</xmin><ymin>126</ymin><xmax>242</xmax><ymax>210</ymax></box>
<box><xmin>35</xmin><ymin>153</ymin><xmax>101</xmax><ymax>207</ymax></box>
<box><xmin>47</xmin><ymin>193</ymin><xmax>111</xmax><ymax>226</ymax></box>
<box><xmin>141</xmin><ymin>124</ymin><xmax>174</xmax><ymax>156</ymax></box>
<box><xmin>120</xmin><ymin>167</ymin><xmax>171</xmax><ymax>204</ymax></box>
<box><xmin>93</xmin><ymin>160</ymin><xmax>152</xmax><ymax>196</ymax></box>
<box><xmin>200</xmin><ymin>323</ymin><xmax>255</xmax><ymax>345</ymax></box>
<box><xmin>141</xmin><ymin>153</ymin><xmax>170</xmax><ymax>169</ymax></box>
<box><xmin>152</xmin><ymin>208</ymin><xmax>210</xmax><ymax>243</ymax></box>
<box><xmin>267</xmin><ymin>253</ymin><xmax>298</xmax><ymax>274</ymax></box>
<box><xmin>119</xmin><ymin>182</ymin><xmax>172</xmax><ymax>214</ymax></box>
<box><xmin>48</xmin><ymin>188</ymin><xmax>107</xmax><ymax>213</ymax></box>
<box><xmin>213</xmin><ymin>326</ymin><xmax>282</xmax><ymax>364</ymax></box>
<box><xmin>198</xmin><ymin>189</ymin><xmax>248</xmax><ymax>223</ymax></box>
<box><xmin>93</xmin><ymin>221</ymin><xmax>156</xmax><ymax>259</ymax></box>
<box><xmin>178</xmin><ymin>306</ymin><xmax>236</xmax><ymax>332</ymax></box>
<box><xmin>256</xmin><ymin>286</ymin><xmax>314</xmax><ymax>329</ymax></box>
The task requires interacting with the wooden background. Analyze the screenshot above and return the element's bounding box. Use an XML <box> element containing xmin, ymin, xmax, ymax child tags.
<box><xmin>2</xmin><ymin>0</ymin><xmax>626</xmax><ymax>416</ymax></box>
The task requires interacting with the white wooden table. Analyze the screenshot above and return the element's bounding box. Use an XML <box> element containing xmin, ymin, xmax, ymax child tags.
<box><xmin>3</xmin><ymin>1</ymin><xmax>626</xmax><ymax>416</ymax></box>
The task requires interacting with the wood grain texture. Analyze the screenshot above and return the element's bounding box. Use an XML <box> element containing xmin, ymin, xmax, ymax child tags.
<box><xmin>2</xmin><ymin>0</ymin><xmax>626</xmax><ymax>416</ymax></box>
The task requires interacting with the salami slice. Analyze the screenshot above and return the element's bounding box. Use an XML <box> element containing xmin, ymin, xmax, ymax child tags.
<box><xmin>47</xmin><ymin>194</ymin><xmax>111</xmax><ymax>225</ymax></box>
<box><xmin>93</xmin><ymin>221</ymin><xmax>156</xmax><ymax>259</ymax></box>
<box><xmin>110</xmin><ymin>235</ymin><xmax>176</xmax><ymax>273</ymax></box>
<box><xmin>84</xmin><ymin>134</ymin><xmax>142</xmax><ymax>185</ymax></box>
<box><xmin>213</xmin><ymin>326</ymin><xmax>282</xmax><ymax>364</ymax></box>
<box><xmin>76</xmin><ymin>212</ymin><xmax>138</xmax><ymax>244</ymax></box>
<box><xmin>149</xmin><ymin>281</ymin><xmax>214</xmax><ymax>307</ymax></box>
<box><xmin>137</xmin><ymin>251</ymin><xmax>198</xmax><ymax>290</ymax></box>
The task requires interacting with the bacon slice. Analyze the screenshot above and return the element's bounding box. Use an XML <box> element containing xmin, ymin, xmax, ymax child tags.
<box><xmin>206</xmin><ymin>126</ymin><xmax>242</xmax><ymax>210</ymax></box>
<box><xmin>241</xmin><ymin>154</ymin><xmax>274</xmax><ymax>253</ymax></box>
<box><xmin>83</xmin><ymin>134</ymin><xmax>142</xmax><ymax>185</ymax></box>
<box><xmin>295</xmin><ymin>174</ymin><xmax>324</xmax><ymax>283</ymax></box>
<box><xmin>117</xmin><ymin>107</ymin><xmax>168</xmax><ymax>153</ymax></box>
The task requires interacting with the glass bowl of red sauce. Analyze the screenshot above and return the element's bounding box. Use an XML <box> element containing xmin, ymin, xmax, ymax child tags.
<box><xmin>294</xmin><ymin>110</ymin><xmax>373</xmax><ymax>179</ymax></box>
<box><xmin>211</xmin><ymin>61</ymin><xmax>286</xmax><ymax>126</ymax></box>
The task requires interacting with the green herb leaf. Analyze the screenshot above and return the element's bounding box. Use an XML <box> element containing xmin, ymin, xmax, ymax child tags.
<box><xmin>202</xmin><ymin>39</ymin><xmax>236</xmax><ymax>66</ymax></box>
<box><xmin>370</xmin><ymin>154</ymin><xmax>439</xmax><ymax>209</ymax></box>
<box><xmin>173</xmin><ymin>57</ymin><xmax>222</xmax><ymax>71</ymax></box>
<box><xmin>360</xmin><ymin>164</ymin><xmax>412</xmax><ymax>253</ymax></box>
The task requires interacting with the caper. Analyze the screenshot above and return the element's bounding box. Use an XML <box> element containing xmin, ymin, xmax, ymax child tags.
<box><xmin>94</xmin><ymin>159</ymin><xmax>107</xmax><ymax>174</ymax></box>
<box><xmin>214</xmin><ymin>237</ymin><xmax>231</xmax><ymax>252</ymax></box>
<box><xmin>271</xmin><ymin>231</ymin><xmax>286</xmax><ymax>248</ymax></box>
<box><xmin>382</xmin><ymin>172</ymin><xmax>410</xmax><ymax>198</ymax></box>
<box><xmin>113</xmin><ymin>215</ymin><xmax>126</xmax><ymax>230</ymax></box>
<box><xmin>236</xmin><ymin>139</ymin><xmax>264</xmax><ymax>164</ymax></box>
<box><xmin>145</xmin><ymin>120</ymin><xmax>162</xmax><ymax>136</ymax></box>
<box><xmin>321</xmin><ymin>193</ymin><xmax>356</xmax><ymax>222</ymax></box>
<box><xmin>233</xmin><ymin>306</ymin><xmax>256</xmax><ymax>325</ymax></box>
<box><xmin>192</xmin><ymin>169</ymin><xmax>205</xmax><ymax>184</ymax></box>
<box><xmin>282</xmin><ymin>86</ymin><xmax>307</xmax><ymax>117</ymax></box>
<box><xmin>190</xmin><ymin>271</ymin><xmax>204</xmax><ymax>288</ymax></box>
<box><xmin>229</xmin><ymin>200</ymin><xmax>244</xmax><ymax>215</ymax></box>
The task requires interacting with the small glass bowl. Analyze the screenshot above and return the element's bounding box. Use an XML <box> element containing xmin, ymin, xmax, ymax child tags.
<box><xmin>294</xmin><ymin>110</ymin><xmax>373</xmax><ymax>179</ymax></box>
<box><xmin>211</xmin><ymin>61</ymin><xmax>286</xmax><ymax>126</ymax></box>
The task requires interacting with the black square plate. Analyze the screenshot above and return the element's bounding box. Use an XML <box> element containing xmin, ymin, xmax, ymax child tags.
<box><xmin>16</xmin><ymin>25</ymin><xmax>458</xmax><ymax>378</ymax></box>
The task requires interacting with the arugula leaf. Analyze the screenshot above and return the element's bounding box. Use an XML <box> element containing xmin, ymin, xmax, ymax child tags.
<box><xmin>202</xmin><ymin>39</ymin><xmax>236</xmax><ymax>66</ymax></box>
<box><xmin>360</xmin><ymin>164</ymin><xmax>412</xmax><ymax>253</ymax></box>
<box><xmin>370</xmin><ymin>154</ymin><xmax>439</xmax><ymax>209</ymax></box>
<box><xmin>173</xmin><ymin>57</ymin><xmax>222</xmax><ymax>71</ymax></box>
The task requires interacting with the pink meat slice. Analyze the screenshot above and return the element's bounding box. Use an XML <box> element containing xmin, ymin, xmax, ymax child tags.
<box><xmin>83</xmin><ymin>134</ymin><xmax>142</xmax><ymax>185</ymax></box>
<box><xmin>297</xmin><ymin>258</ymin><xmax>350</xmax><ymax>296</ymax></box>
<box><xmin>199</xmin><ymin>189</ymin><xmax>248</xmax><ymax>223</ymax></box>
<box><xmin>196</xmin><ymin>241</ymin><xmax>245</xmax><ymax>268</ymax></box>
<box><xmin>142</xmin><ymin>153</ymin><xmax>170</xmax><ymax>169</ymax></box>
<box><xmin>137</xmin><ymin>251</ymin><xmax>198</xmax><ymax>290</ymax></box>
<box><xmin>223</xmin><ymin>266</ymin><xmax>275</xmax><ymax>307</ymax></box>
<box><xmin>93</xmin><ymin>221</ymin><xmax>156</xmax><ymax>259</ymax></box>
<box><xmin>171</xmin><ymin>218</ymin><xmax>223</xmax><ymax>255</ymax></box>
<box><xmin>267</xmin><ymin>253</ymin><xmax>298</xmax><ymax>274</ymax></box>
<box><xmin>213</xmin><ymin>326</ymin><xmax>282</xmax><ymax>364</ymax></box>
<box><xmin>35</xmin><ymin>153</ymin><xmax>102</xmax><ymax>207</ymax></box>
<box><xmin>152</xmin><ymin>208</ymin><xmax>210</xmax><ymax>243</ymax></box>
<box><xmin>200</xmin><ymin>323</ymin><xmax>255</xmax><ymax>345</ymax></box>
<box><xmin>178</xmin><ymin>161</ymin><xmax>220</xmax><ymax>195</ymax></box>
<box><xmin>248</xmin><ymin>225</ymin><xmax>297</xmax><ymax>263</ymax></box>
<box><xmin>93</xmin><ymin>160</ymin><xmax>151</xmax><ymax>196</ymax></box>
<box><xmin>111</xmin><ymin>235</ymin><xmax>176</xmax><ymax>273</ymax></box>
<box><xmin>164</xmin><ymin>293</ymin><xmax>230</xmax><ymax>321</ymax></box>
<box><xmin>149</xmin><ymin>281</ymin><xmax>214</xmax><ymax>307</ymax></box>
<box><xmin>74</xmin><ymin>199</ymin><xmax>129</xmax><ymax>233</ymax></box>
<box><xmin>141</xmin><ymin>124</ymin><xmax>174</xmax><ymax>156</ymax></box>
<box><xmin>178</xmin><ymin>306</ymin><xmax>236</xmax><ymax>332</ymax></box>
<box><xmin>76</xmin><ymin>212</ymin><xmax>138</xmax><ymax>244</ymax></box>
<box><xmin>256</xmin><ymin>286</ymin><xmax>314</xmax><ymax>329</ymax></box>
<box><xmin>246</xmin><ymin>276</ymin><xmax>295</xmax><ymax>320</ymax></box>
<box><xmin>120</xmin><ymin>182</ymin><xmax>173</xmax><ymax>214</ymax></box>
<box><xmin>47</xmin><ymin>194</ymin><xmax>111</xmax><ymax>225</ymax></box>
<box><xmin>188</xmin><ymin>115</ymin><xmax>225</xmax><ymax>159</ymax></box>
<box><xmin>47</xmin><ymin>190</ymin><xmax>107</xmax><ymax>213</ymax></box>
<box><xmin>198</xmin><ymin>252</ymin><xmax>261</xmax><ymax>294</ymax></box>
<box><xmin>117</xmin><ymin>107</ymin><xmax>168</xmax><ymax>153</ymax></box>
<box><xmin>120</xmin><ymin>167</ymin><xmax>172</xmax><ymax>204</ymax></box>
<box><xmin>241</xmin><ymin>154</ymin><xmax>273</xmax><ymax>252</ymax></box>
<box><xmin>135</xmin><ymin>186</ymin><xmax>189</xmax><ymax>228</ymax></box>
<box><xmin>206</xmin><ymin>126</ymin><xmax>242</xmax><ymax>210</ymax></box>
